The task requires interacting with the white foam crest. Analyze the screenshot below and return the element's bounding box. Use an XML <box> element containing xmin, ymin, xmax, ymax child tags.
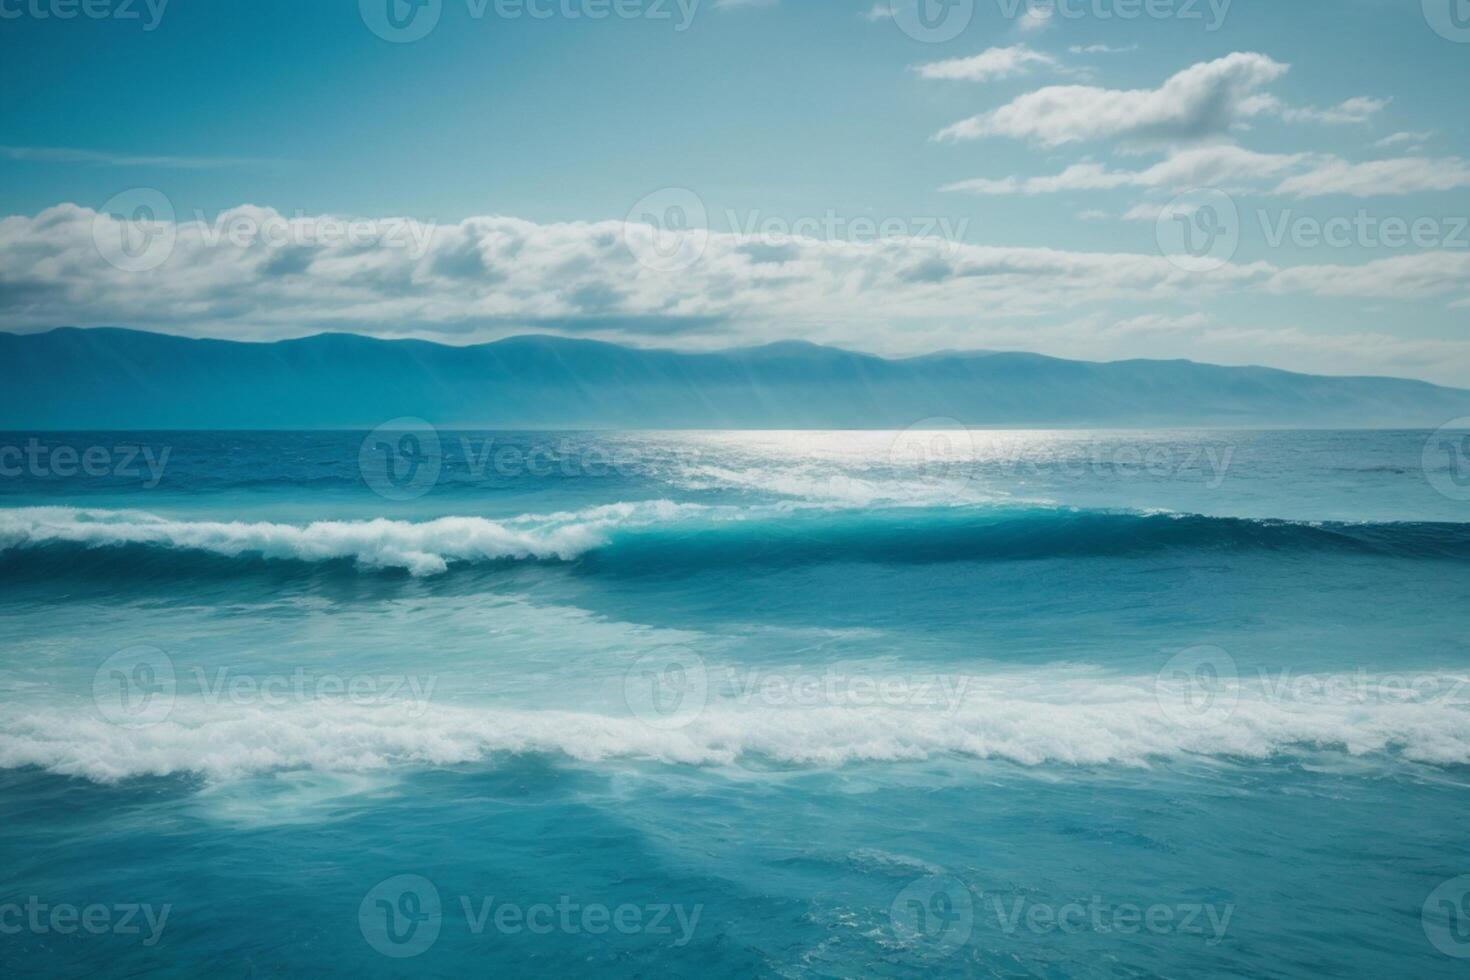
<box><xmin>0</xmin><ymin>504</ymin><xmax>702</xmax><ymax>576</ymax></box>
<box><xmin>5</xmin><ymin>672</ymin><xmax>1470</xmax><ymax>783</ymax></box>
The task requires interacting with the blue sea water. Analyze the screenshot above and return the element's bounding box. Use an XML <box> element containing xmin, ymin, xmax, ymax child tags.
<box><xmin>3</xmin><ymin>428</ymin><xmax>1470</xmax><ymax>977</ymax></box>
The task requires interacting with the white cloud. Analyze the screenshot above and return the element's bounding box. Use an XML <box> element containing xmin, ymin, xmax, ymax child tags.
<box><xmin>943</xmin><ymin>145</ymin><xmax>1309</xmax><ymax>195</ymax></box>
<box><xmin>859</xmin><ymin>2</ymin><xmax>891</xmax><ymax>20</ymax></box>
<box><xmin>1069</xmin><ymin>44</ymin><xmax>1138</xmax><ymax>54</ymax></box>
<box><xmin>1274</xmin><ymin>156</ymin><xmax>1470</xmax><ymax>198</ymax></box>
<box><xmin>0</xmin><ymin>202</ymin><xmax>1264</xmax><ymax>348</ymax></box>
<box><xmin>1121</xmin><ymin>202</ymin><xmax>1167</xmax><ymax>222</ymax></box>
<box><xmin>1017</xmin><ymin>6</ymin><xmax>1053</xmax><ymax>31</ymax></box>
<box><xmin>914</xmin><ymin>45</ymin><xmax>1058</xmax><ymax>82</ymax></box>
<box><xmin>2</xmin><ymin>204</ymin><xmax>1465</xmax><ymax>356</ymax></box>
<box><xmin>1249</xmin><ymin>95</ymin><xmax>1390</xmax><ymax>125</ymax></box>
<box><xmin>943</xmin><ymin>146</ymin><xmax>1470</xmax><ymax>200</ymax></box>
<box><xmin>1108</xmin><ymin>312</ymin><xmax>1210</xmax><ymax>335</ymax></box>
<box><xmin>936</xmin><ymin>52</ymin><xmax>1289</xmax><ymax>147</ymax></box>
<box><xmin>1375</xmin><ymin>131</ymin><xmax>1433</xmax><ymax>149</ymax></box>
<box><xmin>1267</xmin><ymin>251</ymin><xmax>1470</xmax><ymax>298</ymax></box>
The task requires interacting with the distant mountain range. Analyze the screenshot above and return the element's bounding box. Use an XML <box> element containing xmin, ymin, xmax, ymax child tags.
<box><xmin>5</xmin><ymin>327</ymin><xmax>1470</xmax><ymax>429</ymax></box>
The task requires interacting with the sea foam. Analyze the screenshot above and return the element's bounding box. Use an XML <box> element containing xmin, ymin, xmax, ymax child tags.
<box><xmin>6</xmin><ymin>670</ymin><xmax>1469</xmax><ymax>783</ymax></box>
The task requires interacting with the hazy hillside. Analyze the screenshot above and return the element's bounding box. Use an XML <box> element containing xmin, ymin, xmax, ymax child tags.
<box><xmin>5</xmin><ymin>327</ymin><xmax>1469</xmax><ymax>428</ymax></box>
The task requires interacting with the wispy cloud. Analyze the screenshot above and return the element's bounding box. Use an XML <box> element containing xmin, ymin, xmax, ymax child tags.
<box><xmin>1375</xmin><ymin>131</ymin><xmax>1433</xmax><ymax>150</ymax></box>
<box><xmin>944</xmin><ymin>145</ymin><xmax>1470</xmax><ymax>200</ymax></box>
<box><xmin>1250</xmin><ymin>95</ymin><xmax>1390</xmax><ymax>125</ymax></box>
<box><xmin>0</xmin><ymin>145</ymin><xmax>285</xmax><ymax>170</ymax></box>
<box><xmin>913</xmin><ymin>45</ymin><xmax>1059</xmax><ymax>82</ymax></box>
<box><xmin>1274</xmin><ymin>156</ymin><xmax>1470</xmax><ymax>198</ymax></box>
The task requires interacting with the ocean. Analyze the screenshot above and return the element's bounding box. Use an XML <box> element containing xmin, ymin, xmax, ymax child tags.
<box><xmin>2</xmin><ymin>427</ymin><xmax>1469</xmax><ymax>977</ymax></box>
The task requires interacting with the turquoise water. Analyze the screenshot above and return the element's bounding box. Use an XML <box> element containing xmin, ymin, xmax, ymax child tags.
<box><xmin>3</xmin><ymin>429</ymin><xmax>1470</xmax><ymax>977</ymax></box>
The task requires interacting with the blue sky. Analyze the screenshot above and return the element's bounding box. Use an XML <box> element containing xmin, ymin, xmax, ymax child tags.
<box><xmin>2</xmin><ymin>0</ymin><xmax>1468</xmax><ymax>382</ymax></box>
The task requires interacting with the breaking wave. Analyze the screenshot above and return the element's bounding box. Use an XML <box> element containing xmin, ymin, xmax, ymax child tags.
<box><xmin>1</xmin><ymin>505</ymin><xmax>1468</xmax><ymax>579</ymax></box>
<box><xmin>5</xmin><ymin>669</ymin><xmax>1470</xmax><ymax>783</ymax></box>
